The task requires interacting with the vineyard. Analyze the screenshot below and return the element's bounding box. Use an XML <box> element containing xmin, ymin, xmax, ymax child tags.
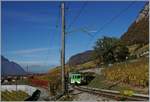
<box><xmin>88</xmin><ymin>57</ymin><xmax>148</xmax><ymax>94</ymax></box>
<box><xmin>1</xmin><ymin>90</ymin><xmax>29</xmax><ymax>101</ymax></box>
<box><xmin>102</xmin><ymin>57</ymin><xmax>149</xmax><ymax>87</ymax></box>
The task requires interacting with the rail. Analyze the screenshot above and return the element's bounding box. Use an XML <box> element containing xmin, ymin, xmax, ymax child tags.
<box><xmin>74</xmin><ymin>86</ymin><xmax>149</xmax><ymax>101</ymax></box>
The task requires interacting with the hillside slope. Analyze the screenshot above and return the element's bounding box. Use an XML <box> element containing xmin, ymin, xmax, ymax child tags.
<box><xmin>121</xmin><ymin>3</ymin><xmax>149</xmax><ymax>45</ymax></box>
<box><xmin>89</xmin><ymin>57</ymin><xmax>149</xmax><ymax>94</ymax></box>
<box><xmin>67</xmin><ymin>50</ymin><xmax>94</xmax><ymax>66</ymax></box>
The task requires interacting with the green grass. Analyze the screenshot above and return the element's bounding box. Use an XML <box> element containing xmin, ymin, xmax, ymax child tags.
<box><xmin>88</xmin><ymin>74</ymin><xmax>107</xmax><ymax>89</ymax></box>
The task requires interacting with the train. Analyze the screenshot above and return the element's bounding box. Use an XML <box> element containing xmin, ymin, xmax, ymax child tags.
<box><xmin>69</xmin><ymin>72</ymin><xmax>95</xmax><ymax>85</ymax></box>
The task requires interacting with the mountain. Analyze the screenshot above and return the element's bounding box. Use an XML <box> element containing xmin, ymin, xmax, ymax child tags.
<box><xmin>68</xmin><ymin>50</ymin><xmax>94</xmax><ymax>66</ymax></box>
<box><xmin>1</xmin><ymin>56</ymin><xmax>27</xmax><ymax>76</ymax></box>
<box><xmin>121</xmin><ymin>3</ymin><xmax>149</xmax><ymax>45</ymax></box>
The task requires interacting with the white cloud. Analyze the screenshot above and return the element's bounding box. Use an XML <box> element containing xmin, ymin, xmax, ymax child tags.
<box><xmin>88</xmin><ymin>30</ymin><xmax>98</xmax><ymax>33</ymax></box>
<box><xmin>9</xmin><ymin>47</ymin><xmax>55</xmax><ymax>55</ymax></box>
<box><xmin>15</xmin><ymin>60</ymin><xmax>59</xmax><ymax>66</ymax></box>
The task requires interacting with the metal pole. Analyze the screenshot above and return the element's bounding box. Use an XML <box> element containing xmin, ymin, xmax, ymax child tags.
<box><xmin>27</xmin><ymin>65</ymin><xmax>29</xmax><ymax>85</ymax></box>
<box><xmin>26</xmin><ymin>65</ymin><xmax>28</xmax><ymax>77</ymax></box>
<box><xmin>16</xmin><ymin>76</ymin><xmax>17</xmax><ymax>91</ymax></box>
<box><xmin>61</xmin><ymin>2</ymin><xmax>66</xmax><ymax>94</ymax></box>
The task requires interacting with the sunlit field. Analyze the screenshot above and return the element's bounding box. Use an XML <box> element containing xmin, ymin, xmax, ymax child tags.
<box><xmin>89</xmin><ymin>57</ymin><xmax>149</xmax><ymax>94</ymax></box>
<box><xmin>1</xmin><ymin>90</ymin><xmax>29</xmax><ymax>101</ymax></box>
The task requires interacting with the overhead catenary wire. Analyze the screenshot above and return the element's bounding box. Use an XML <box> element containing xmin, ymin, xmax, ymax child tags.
<box><xmin>56</xmin><ymin>3</ymin><xmax>61</xmax><ymax>28</ymax></box>
<box><xmin>43</xmin><ymin>4</ymin><xmax>61</xmax><ymax>73</ymax></box>
<box><xmin>66</xmin><ymin>27</ymin><xmax>94</xmax><ymax>37</ymax></box>
<box><xmin>67</xmin><ymin>2</ymin><xmax>87</xmax><ymax>30</ymax></box>
<box><xmin>66</xmin><ymin>1</ymin><xmax>135</xmax><ymax>40</ymax></box>
<box><xmin>65</xmin><ymin>2</ymin><xmax>96</xmax><ymax>38</ymax></box>
<box><xmin>94</xmin><ymin>1</ymin><xmax>136</xmax><ymax>38</ymax></box>
<box><xmin>86</xmin><ymin>1</ymin><xmax>136</xmax><ymax>47</ymax></box>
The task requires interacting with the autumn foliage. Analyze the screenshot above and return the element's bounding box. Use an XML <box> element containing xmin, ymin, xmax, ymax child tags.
<box><xmin>29</xmin><ymin>78</ymin><xmax>49</xmax><ymax>89</ymax></box>
<box><xmin>102</xmin><ymin>58</ymin><xmax>149</xmax><ymax>87</ymax></box>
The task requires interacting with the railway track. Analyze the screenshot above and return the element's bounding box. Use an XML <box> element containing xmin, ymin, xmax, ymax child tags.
<box><xmin>73</xmin><ymin>86</ymin><xmax>149</xmax><ymax>101</ymax></box>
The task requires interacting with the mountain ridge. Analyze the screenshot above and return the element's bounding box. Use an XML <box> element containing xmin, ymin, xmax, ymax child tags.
<box><xmin>121</xmin><ymin>3</ymin><xmax>149</xmax><ymax>45</ymax></box>
<box><xmin>67</xmin><ymin>50</ymin><xmax>94</xmax><ymax>66</ymax></box>
<box><xmin>1</xmin><ymin>56</ymin><xmax>27</xmax><ymax>76</ymax></box>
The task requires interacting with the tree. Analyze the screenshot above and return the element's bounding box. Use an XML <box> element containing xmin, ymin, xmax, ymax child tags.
<box><xmin>112</xmin><ymin>41</ymin><xmax>129</xmax><ymax>62</ymax></box>
<box><xmin>93</xmin><ymin>36</ymin><xmax>129</xmax><ymax>65</ymax></box>
<box><xmin>93</xmin><ymin>36</ymin><xmax>118</xmax><ymax>64</ymax></box>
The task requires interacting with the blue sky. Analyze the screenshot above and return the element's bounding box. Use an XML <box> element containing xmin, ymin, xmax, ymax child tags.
<box><xmin>1</xmin><ymin>1</ymin><xmax>146</xmax><ymax>72</ymax></box>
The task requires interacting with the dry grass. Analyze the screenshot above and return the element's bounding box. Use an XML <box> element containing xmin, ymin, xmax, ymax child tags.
<box><xmin>89</xmin><ymin>57</ymin><xmax>149</xmax><ymax>94</ymax></box>
<box><xmin>128</xmin><ymin>44</ymin><xmax>140</xmax><ymax>54</ymax></box>
<box><xmin>102</xmin><ymin>57</ymin><xmax>149</xmax><ymax>87</ymax></box>
<box><xmin>1</xmin><ymin>90</ymin><xmax>29</xmax><ymax>101</ymax></box>
<box><xmin>75</xmin><ymin>61</ymin><xmax>96</xmax><ymax>71</ymax></box>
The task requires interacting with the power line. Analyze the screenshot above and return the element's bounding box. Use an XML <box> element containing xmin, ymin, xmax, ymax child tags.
<box><xmin>56</xmin><ymin>3</ymin><xmax>61</xmax><ymax>28</ymax></box>
<box><xmin>94</xmin><ymin>1</ymin><xmax>135</xmax><ymax>37</ymax></box>
<box><xmin>81</xmin><ymin>28</ymin><xmax>95</xmax><ymax>37</ymax></box>
<box><xmin>67</xmin><ymin>2</ymin><xmax>87</xmax><ymax>30</ymax></box>
<box><xmin>43</xmin><ymin>4</ymin><xmax>61</xmax><ymax>72</ymax></box>
<box><xmin>86</xmin><ymin>1</ymin><xmax>136</xmax><ymax>47</ymax></box>
<box><xmin>66</xmin><ymin>27</ymin><xmax>93</xmax><ymax>37</ymax></box>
